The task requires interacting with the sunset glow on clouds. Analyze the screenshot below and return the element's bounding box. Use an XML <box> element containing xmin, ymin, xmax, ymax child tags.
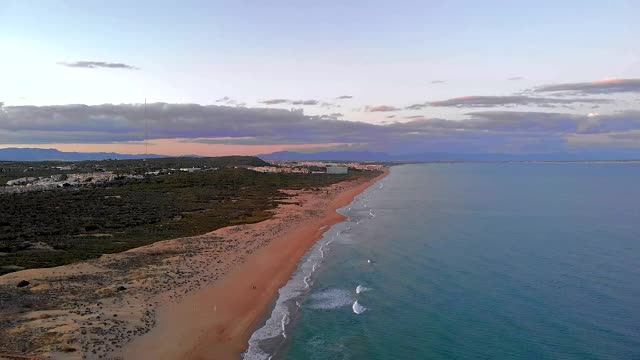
<box><xmin>4</xmin><ymin>140</ymin><xmax>344</xmax><ymax>157</ymax></box>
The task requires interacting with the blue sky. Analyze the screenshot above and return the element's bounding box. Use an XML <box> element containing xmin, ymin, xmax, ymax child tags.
<box><xmin>1</xmin><ymin>0</ymin><xmax>639</xmax><ymax>156</ymax></box>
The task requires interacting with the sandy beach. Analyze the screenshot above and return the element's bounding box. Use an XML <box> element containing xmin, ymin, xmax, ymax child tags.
<box><xmin>0</xmin><ymin>169</ymin><xmax>387</xmax><ymax>359</ymax></box>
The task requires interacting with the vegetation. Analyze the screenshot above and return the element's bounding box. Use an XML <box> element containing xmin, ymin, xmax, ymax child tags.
<box><xmin>0</xmin><ymin>156</ymin><xmax>267</xmax><ymax>185</ymax></box>
<box><xmin>0</xmin><ymin>157</ymin><xmax>377</xmax><ymax>274</ymax></box>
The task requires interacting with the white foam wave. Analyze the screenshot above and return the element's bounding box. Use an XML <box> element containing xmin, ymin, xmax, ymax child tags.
<box><xmin>307</xmin><ymin>288</ymin><xmax>354</xmax><ymax>310</ymax></box>
<box><xmin>355</xmin><ymin>285</ymin><xmax>371</xmax><ymax>294</ymax></box>
<box><xmin>281</xmin><ymin>314</ymin><xmax>289</xmax><ymax>339</ymax></box>
<box><xmin>334</xmin><ymin>232</ymin><xmax>356</xmax><ymax>244</ymax></box>
<box><xmin>244</xmin><ymin>229</ymin><xmax>331</xmax><ymax>359</ymax></box>
<box><xmin>352</xmin><ymin>300</ymin><xmax>367</xmax><ymax>314</ymax></box>
<box><xmin>243</xmin><ymin>175</ymin><xmax>386</xmax><ymax>359</ymax></box>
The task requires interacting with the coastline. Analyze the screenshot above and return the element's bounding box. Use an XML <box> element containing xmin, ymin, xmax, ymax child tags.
<box><xmin>0</xmin><ymin>169</ymin><xmax>386</xmax><ymax>359</ymax></box>
<box><xmin>122</xmin><ymin>168</ymin><xmax>388</xmax><ymax>359</ymax></box>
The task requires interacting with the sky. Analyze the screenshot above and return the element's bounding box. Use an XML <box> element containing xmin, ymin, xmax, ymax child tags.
<box><xmin>1</xmin><ymin>0</ymin><xmax>640</xmax><ymax>157</ymax></box>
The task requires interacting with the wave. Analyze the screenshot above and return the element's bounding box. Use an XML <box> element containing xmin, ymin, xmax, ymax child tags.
<box><xmin>281</xmin><ymin>314</ymin><xmax>289</xmax><ymax>339</ymax></box>
<box><xmin>334</xmin><ymin>232</ymin><xmax>355</xmax><ymax>245</ymax></box>
<box><xmin>244</xmin><ymin>227</ymin><xmax>335</xmax><ymax>359</ymax></box>
<box><xmin>352</xmin><ymin>300</ymin><xmax>367</xmax><ymax>314</ymax></box>
<box><xmin>244</xmin><ymin>175</ymin><xmax>386</xmax><ymax>359</ymax></box>
<box><xmin>307</xmin><ymin>288</ymin><xmax>354</xmax><ymax>310</ymax></box>
<box><xmin>355</xmin><ymin>285</ymin><xmax>371</xmax><ymax>294</ymax></box>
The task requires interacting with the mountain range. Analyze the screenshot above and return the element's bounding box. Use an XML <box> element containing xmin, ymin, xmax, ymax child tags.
<box><xmin>1</xmin><ymin>147</ymin><xmax>638</xmax><ymax>162</ymax></box>
<box><xmin>0</xmin><ymin>148</ymin><xmax>166</xmax><ymax>161</ymax></box>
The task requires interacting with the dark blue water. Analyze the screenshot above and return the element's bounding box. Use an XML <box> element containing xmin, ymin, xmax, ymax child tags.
<box><xmin>246</xmin><ymin>163</ymin><xmax>640</xmax><ymax>360</ymax></box>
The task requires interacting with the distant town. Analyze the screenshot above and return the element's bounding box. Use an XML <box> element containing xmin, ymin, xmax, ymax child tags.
<box><xmin>0</xmin><ymin>158</ymin><xmax>384</xmax><ymax>194</ymax></box>
<box><xmin>248</xmin><ymin>160</ymin><xmax>384</xmax><ymax>174</ymax></box>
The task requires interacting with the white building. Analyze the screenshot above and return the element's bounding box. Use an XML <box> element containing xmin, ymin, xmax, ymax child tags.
<box><xmin>179</xmin><ymin>167</ymin><xmax>201</xmax><ymax>173</ymax></box>
<box><xmin>326</xmin><ymin>166</ymin><xmax>348</xmax><ymax>174</ymax></box>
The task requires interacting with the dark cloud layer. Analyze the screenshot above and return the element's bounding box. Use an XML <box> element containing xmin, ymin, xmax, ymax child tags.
<box><xmin>336</xmin><ymin>96</ymin><xmax>353</xmax><ymax>99</ymax></box>
<box><xmin>2</xmin><ymin>104</ymin><xmax>640</xmax><ymax>154</ymax></box>
<box><xmin>534</xmin><ymin>78</ymin><xmax>640</xmax><ymax>94</ymax></box>
<box><xmin>0</xmin><ymin>103</ymin><xmax>383</xmax><ymax>145</ymax></box>
<box><xmin>58</xmin><ymin>61</ymin><xmax>139</xmax><ymax>70</ymax></box>
<box><xmin>407</xmin><ymin>95</ymin><xmax>611</xmax><ymax>109</ymax></box>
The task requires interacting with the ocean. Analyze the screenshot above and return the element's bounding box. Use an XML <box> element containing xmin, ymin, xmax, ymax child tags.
<box><xmin>244</xmin><ymin>163</ymin><xmax>640</xmax><ymax>360</ymax></box>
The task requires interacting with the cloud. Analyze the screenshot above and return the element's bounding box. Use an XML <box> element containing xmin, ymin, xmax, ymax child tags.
<box><xmin>406</xmin><ymin>103</ymin><xmax>426</xmax><ymax>110</ymax></box>
<box><xmin>214</xmin><ymin>97</ymin><xmax>244</xmax><ymax>107</ymax></box>
<box><xmin>261</xmin><ymin>99</ymin><xmax>319</xmax><ymax>106</ymax></box>
<box><xmin>0</xmin><ymin>103</ymin><xmax>389</xmax><ymax>145</ymax></box>
<box><xmin>261</xmin><ymin>99</ymin><xmax>290</xmax><ymax>105</ymax></box>
<box><xmin>3</xmin><ymin>104</ymin><xmax>640</xmax><ymax>156</ymax></box>
<box><xmin>405</xmin><ymin>115</ymin><xmax>424</xmax><ymax>119</ymax></box>
<box><xmin>431</xmin><ymin>80</ymin><xmax>446</xmax><ymax>84</ymax></box>
<box><xmin>566</xmin><ymin>130</ymin><xmax>640</xmax><ymax>148</ymax></box>
<box><xmin>336</xmin><ymin>95</ymin><xmax>353</xmax><ymax>99</ymax></box>
<box><xmin>507</xmin><ymin>77</ymin><xmax>524</xmax><ymax>81</ymax></box>
<box><xmin>426</xmin><ymin>95</ymin><xmax>611</xmax><ymax>108</ymax></box>
<box><xmin>464</xmin><ymin>110</ymin><xmax>640</xmax><ymax>134</ymax></box>
<box><xmin>365</xmin><ymin>105</ymin><xmax>399</xmax><ymax>112</ymax></box>
<box><xmin>291</xmin><ymin>99</ymin><xmax>319</xmax><ymax>105</ymax></box>
<box><xmin>57</xmin><ymin>61</ymin><xmax>139</xmax><ymax>70</ymax></box>
<box><xmin>534</xmin><ymin>78</ymin><xmax>640</xmax><ymax>94</ymax></box>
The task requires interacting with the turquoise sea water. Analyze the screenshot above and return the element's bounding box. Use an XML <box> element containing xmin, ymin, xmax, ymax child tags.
<box><xmin>244</xmin><ymin>164</ymin><xmax>640</xmax><ymax>360</ymax></box>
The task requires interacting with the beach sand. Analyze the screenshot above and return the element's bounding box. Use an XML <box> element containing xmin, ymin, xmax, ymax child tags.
<box><xmin>0</xmin><ymin>169</ymin><xmax>386</xmax><ymax>359</ymax></box>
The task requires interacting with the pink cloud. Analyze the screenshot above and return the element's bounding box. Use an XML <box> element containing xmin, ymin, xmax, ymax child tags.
<box><xmin>366</xmin><ymin>105</ymin><xmax>399</xmax><ymax>112</ymax></box>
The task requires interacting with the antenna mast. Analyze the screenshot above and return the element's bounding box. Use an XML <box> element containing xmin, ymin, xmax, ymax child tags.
<box><xmin>144</xmin><ymin>98</ymin><xmax>148</xmax><ymax>158</ymax></box>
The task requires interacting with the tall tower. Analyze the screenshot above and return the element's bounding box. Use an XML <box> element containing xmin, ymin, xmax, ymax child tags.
<box><xmin>144</xmin><ymin>98</ymin><xmax>148</xmax><ymax>159</ymax></box>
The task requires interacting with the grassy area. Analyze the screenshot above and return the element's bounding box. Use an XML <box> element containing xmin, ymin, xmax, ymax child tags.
<box><xmin>0</xmin><ymin>160</ymin><xmax>377</xmax><ymax>274</ymax></box>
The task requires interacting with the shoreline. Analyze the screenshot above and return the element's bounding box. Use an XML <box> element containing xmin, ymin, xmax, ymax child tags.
<box><xmin>122</xmin><ymin>168</ymin><xmax>388</xmax><ymax>359</ymax></box>
<box><xmin>0</xmin><ymin>169</ymin><xmax>387</xmax><ymax>359</ymax></box>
